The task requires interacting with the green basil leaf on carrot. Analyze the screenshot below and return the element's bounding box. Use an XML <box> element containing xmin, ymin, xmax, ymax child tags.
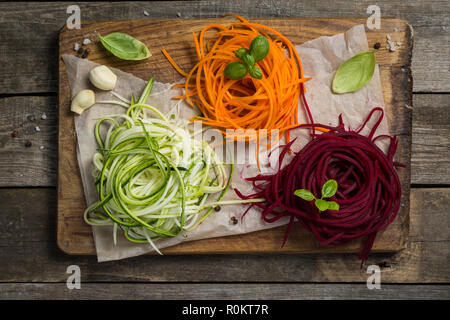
<box><xmin>224</xmin><ymin>61</ymin><xmax>248</xmax><ymax>80</ymax></box>
<box><xmin>249</xmin><ymin>35</ymin><xmax>270</xmax><ymax>62</ymax></box>
<box><xmin>326</xmin><ymin>201</ymin><xmax>340</xmax><ymax>211</ymax></box>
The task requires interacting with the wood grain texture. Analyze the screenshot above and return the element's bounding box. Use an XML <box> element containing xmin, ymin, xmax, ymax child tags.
<box><xmin>411</xmin><ymin>94</ymin><xmax>450</xmax><ymax>185</ymax></box>
<box><xmin>0</xmin><ymin>1</ymin><xmax>449</xmax><ymax>94</ymax></box>
<box><xmin>4</xmin><ymin>189</ymin><xmax>447</xmax><ymax>283</ymax></box>
<box><xmin>57</xmin><ymin>18</ymin><xmax>412</xmax><ymax>256</ymax></box>
<box><xmin>0</xmin><ymin>96</ymin><xmax>57</xmax><ymax>186</ymax></box>
<box><xmin>1</xmin><ymin>283</ymin><xmax>449</xmax><ymax>300</ymax></box>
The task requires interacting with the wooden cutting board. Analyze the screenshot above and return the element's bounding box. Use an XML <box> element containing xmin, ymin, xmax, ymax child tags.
<box><xmin>57</xmin><ymin>18</ymin><xmax>412</xmax><ymax>255</ymax></box>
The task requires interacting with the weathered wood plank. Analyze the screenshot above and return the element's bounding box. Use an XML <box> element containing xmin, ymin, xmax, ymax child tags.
<box><xmin>0</xmin><ymin>96</ymin><xmax>57</xmax><ymax>186</ymax></box>
<box><xmin>412</xmin><ymin>94</ymin><xmax>450</xmax><ymax>185</ymax></box>
<box><xmin>0</xmin><ymin>1</ymin><xmax>448</xmax><ymax>94</ymax></box>
<box><xmin>2</xmin><ymin>93</ymin><xmax>446</xmax><ymax>186</ymax></box>
<box><xmin>1</xmin><ymin>283</ymin><xmax>449</xmax><ymax>300</ymax></box>
<box><xmin>0</xmin><ymin>188</ymin><xmax>448</xmax><ymax>283</ymax></box>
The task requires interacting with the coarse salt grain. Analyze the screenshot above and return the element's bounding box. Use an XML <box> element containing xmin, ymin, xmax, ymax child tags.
<box><xmin>143</xmin><ymin>10</ymin><xmax>149</xmax><ymax>16</ymax></box>
<box><xmin>387</xmin><ymin>40</ymin><xmax>396</xmax><ymax>52</ymax></box>
<box><xmin>35</xmin><ymin>126</ymin><xmax>41</xmax><ymax>132</ymax></box>
<box><xmin>74</xmin><ymin>42</ymin><xmax>80</xmax><ymax>51</ymax></box>
<box><xmin>82</xmin><ymin>38</ymin><xmax>91</xmax><ymax>45</ymax></box>
<box><xmin>41</xmin><ymin>112</ymin><xmax>47</xmax><ymax>120</ymax></box>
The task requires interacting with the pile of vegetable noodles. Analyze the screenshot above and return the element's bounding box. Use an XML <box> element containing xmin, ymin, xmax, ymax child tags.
<box><xmin>162</xmin><ymin>15</ymin><xmax>314</xmax><ymax>155</ymax></box>
<box><xmin>235</xmin><ymin>108</ymin><xmax>404</xmax><ymax>265</ymax></box>
<box><xmin>83</xmin><ymin>76</ymin><xmax>233</xmax><ymax>253</ymax></box>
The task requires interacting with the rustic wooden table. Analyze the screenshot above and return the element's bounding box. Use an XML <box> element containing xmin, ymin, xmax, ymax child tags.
<box><xmin>0</xmin><ymin>1</ymin><xmax>448</xmax><ymax>300</ymax></box>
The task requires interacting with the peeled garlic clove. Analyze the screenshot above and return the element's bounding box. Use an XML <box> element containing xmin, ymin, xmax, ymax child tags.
<box><xmin>89</xmin><ymin>65</ymin><xmax>117</xmax><ymax>90</ymax></box>
<box><xmin>71</xmin><ymin>89</ymin><xmax>95</xmax><ymax>115</ymax></box>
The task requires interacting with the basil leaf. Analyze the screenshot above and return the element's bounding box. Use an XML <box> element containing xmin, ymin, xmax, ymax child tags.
<box><xmin>326</xmin><ymin>201</ymin><xmax>340</xmax><ymax>211</ymax></box>
<box><xmin>98</xmin><ymin>32</ymin><xmax>151</xmax><ymax>61</ymax></box>
<box><xmin>315</xmin><ymin>199</ymin><xmax>329</xmax><ymax>212</ymax></box>
<box><xmin>321</xmin><ymin>179</ymin><xmax>338</xmax><ymax>198</ymax></box>
<box><xmin>332</xmin><ymin>51</ymin><xmax>375</xmax><ymax>94</ymax></box>
<box><xmin>224</xmin><ymin>61</ymin><xmax>248</xmax><ymax>80</ymax></box>
<box><xmin>294</xmin><ymin>189</ymin><xmax>316</xmax><ymax>201</ymax></box>
<box><xmin>242</xmin><ymin>53</ymin><xmax>255</xmax><ymax>67</ymax></box>
<box><xmin>235</xmin><ymin>48</ymin><xmax>249</xmax><ymax>60</ymax></box>
<box><xmin>249</xmin><ymin>35</ymin><xmax>269</xmax><ymax>62</ymax></box>
<box><xmin>248</xmin><ymin>65</ymin><xmax>262</xmax><ymax>79</ymax></box>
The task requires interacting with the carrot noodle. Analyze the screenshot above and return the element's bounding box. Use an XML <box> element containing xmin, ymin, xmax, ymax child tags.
<box><xmin>235</xmin><ymin>108</ymin><xmax>404</xmax><ymax>266</ymax></box>
<box><xmin>162</xmin><ymin>15</ymin><xmax>317</xmax><ymax>166</ymax></box>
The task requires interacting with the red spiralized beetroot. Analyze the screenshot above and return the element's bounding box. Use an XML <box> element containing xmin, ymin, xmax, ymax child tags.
<box><xmin>235</xmin><ymin>107</ymin><xmax>404</xmax><ymax>265</ymax></box>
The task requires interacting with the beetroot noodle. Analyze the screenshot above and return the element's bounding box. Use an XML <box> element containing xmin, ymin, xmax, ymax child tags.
<box><xmin>235</xmin><ymin>101</ymin><xmax>404</xmax><ymax>265</ymax></box>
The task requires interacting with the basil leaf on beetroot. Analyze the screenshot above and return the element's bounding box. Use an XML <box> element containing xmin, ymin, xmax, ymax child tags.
<box><xmin>321</xmin><ymin>179</ymin><xmax>338</xmax><ymax>198</ymax></box>
<box><xmin>315</xmin><ymin>199</ymin><xmax>329</xmax><ymax>212</ymax></box>
<box><xmin>326</xmin><ymin>201</ymin><xmax>340</xmax><ymax>211</ymax></box>
<box><xmin>294</xmin><ymin>189</ymin><xmax>316</xmax><ymax>201</ymax></box>
<box><xmin>332</xmin><ymin>51</ymin><xmax>375</xmax><ymax>94</ymax></box>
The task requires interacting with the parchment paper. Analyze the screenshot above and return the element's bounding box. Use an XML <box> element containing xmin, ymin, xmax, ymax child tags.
<box><xmin>62</xmin><ymin>24</ymin><xmax>389</xmax><ymax>262</ymax></box>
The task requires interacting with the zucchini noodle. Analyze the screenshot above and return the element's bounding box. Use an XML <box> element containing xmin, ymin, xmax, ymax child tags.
<box><xmin>84</xmin><ymin>76</ymin><xmax>235</xmax><ymax>253</ymax></box>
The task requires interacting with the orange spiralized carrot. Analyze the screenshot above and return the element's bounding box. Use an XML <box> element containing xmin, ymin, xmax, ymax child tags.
<box><xmin>162</xmin><ymin>15</ymin><xmax>322</xmax><ymax>167</ymax></box>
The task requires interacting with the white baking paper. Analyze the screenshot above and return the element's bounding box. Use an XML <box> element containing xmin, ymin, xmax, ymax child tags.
<box><xmin>62</xmin><ymin>24</ymin><xmax>389</xmax><ymax>261</ymax></box>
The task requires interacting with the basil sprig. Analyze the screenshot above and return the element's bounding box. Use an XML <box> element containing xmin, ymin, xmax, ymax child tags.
<box><xmin>224</xmin><ymin>35</ymin><xmax>269</xmax><ymax>80</ymax></box>
<box><xmin>98</xmin><ymin>32</ymin><xmax>151</xmax><ymax>61</ymax></box>
<box><xmin>332</xmin><ymin>51</ymin><xmax>375</xmax><ymax>94</ymax></box>
<box><xmin>294</xmin><ymin>179</ymin><xmax>340</xmax><ymax>212</ymax></box>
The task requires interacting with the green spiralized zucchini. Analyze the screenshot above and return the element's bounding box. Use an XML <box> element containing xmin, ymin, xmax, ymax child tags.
<box><xmin>84</xmin><ymin>76</ymin><xmax>234</xmax><ymax>254</ymax></box>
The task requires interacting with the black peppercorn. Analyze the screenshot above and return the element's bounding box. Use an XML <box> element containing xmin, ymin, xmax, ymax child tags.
<box><xmin>373</xmin><ymin>42</ymin><xmax>381</xmax><ymax>50</ymax></box>
<box><xmin>77</xmin><ymin>47</ymin><xmax>84</xmax><ymax>55</ymax></box>
<box><xmin>81</xmin><ymin>49</ymin><xmax>90</xmax><ymax>59</ymax></box>
<box><xmin>230</xmin><ymin>216</ymin><xmax>238</xmax><ymax>225</ymax></box>
<box><xmin>214</xmin><ymin>206</ymin><xmax>221</xmax><ymax>212</ymax></box>
<box><xmin>25</xmin><ymin>140</ymin><xmax>32</xmax><ymax>148</ymax></box>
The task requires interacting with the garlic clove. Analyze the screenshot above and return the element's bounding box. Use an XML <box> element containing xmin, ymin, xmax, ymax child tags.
<box><xmin>89</xmin><ymin>65</ymin><xmax>117</xmax><ymax>90</ymax></box>
<box><xmin>71</xmin><ymin>89</ymin><xmax>95</xmax><ymax>115</ymax></box>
